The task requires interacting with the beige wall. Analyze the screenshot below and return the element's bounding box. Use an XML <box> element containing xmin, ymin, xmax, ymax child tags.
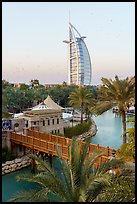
<box><xmin>22</xmin><ymin>112</ymin><xmax>64</xmax><ymax>135</ymax></box>
<box><xmin>2</xmin><ymin>130</ymin><xmax>12</xmax><ymax>149</ymax></box>
<box><xmin>12</xmin><ymin>118</ymin><xmax>25</xmax><ymax>132</ymax></box>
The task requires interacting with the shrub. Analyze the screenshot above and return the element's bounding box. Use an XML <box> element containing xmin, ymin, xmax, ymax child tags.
<box><xmin>64</xmin><ymin>121</ymin><xmax>91</xmax><ymax>138</ymax></box>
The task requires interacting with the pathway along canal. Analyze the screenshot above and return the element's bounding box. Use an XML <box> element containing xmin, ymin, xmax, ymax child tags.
<box><xmin>2</xmin><ymin>109</ymin><xmax>134</xmax><ymax>202</ymax></box>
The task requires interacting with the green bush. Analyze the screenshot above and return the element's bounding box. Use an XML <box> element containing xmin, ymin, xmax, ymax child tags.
<box><xmin>64</xmin><ymin>121</ymin><xmax>91</xmax><ymax>138</ymax></box>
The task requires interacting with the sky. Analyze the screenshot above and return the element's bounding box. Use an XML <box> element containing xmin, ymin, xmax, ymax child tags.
<box><xmin>2</xmin><ymin>2</ymin><xmax>135</xmax><ymax>85</ymax></box>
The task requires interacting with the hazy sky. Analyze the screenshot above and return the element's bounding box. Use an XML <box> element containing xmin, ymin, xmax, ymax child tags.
<box><xmin>2</xmin><ymin>2</ymin><xmax>135</xmax><ymax>85</ymax></box>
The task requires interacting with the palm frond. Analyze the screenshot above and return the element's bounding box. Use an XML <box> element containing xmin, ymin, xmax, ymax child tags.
<box><xmin>90</xmin><ymin>101</ymin><xmax>114</xmax><ymax>115</ymax></box>
<box><xmin>29</xmin><ymin>154</ymin><xmax>55</xmax><ymax>176</ymax></box>
<box><xmin>96</xmin><ymin>157</ymin><xmax>124</xmax><ymax>175</ymax></box>
<box><xmin>86</xmin><ymin>174</ymin><xmax>111</xmax><ymax>202</ymax></box>
<box><xmin>8</xmin><ymin>189</ymin><xmax>44</xmax><ymax>202</ymax></box>
<box><xmin>95</xmin><ymin>174</ymin><xmax>135</xmax><ymax>202</ymax></box>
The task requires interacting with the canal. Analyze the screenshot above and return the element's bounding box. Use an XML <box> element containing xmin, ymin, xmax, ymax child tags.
<box><xmin>91</xmin><ymin>109</ymin><xmax>134</xmax><ymax>149</ymax></box>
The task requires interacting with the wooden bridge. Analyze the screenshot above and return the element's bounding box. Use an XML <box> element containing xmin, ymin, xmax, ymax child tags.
<box><xmin>10</xmin><ymin>129</ymin><xmax>114</xmax><ymax>166</ymax></box>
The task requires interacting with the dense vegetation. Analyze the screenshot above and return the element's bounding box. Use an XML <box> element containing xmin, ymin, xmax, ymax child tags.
<box><xmin>116</xmin><ymin>117</ymin><xmax>135</xmax><ymax>162</ymax></box>
<box><xmin>64</xmin><ymin>121</ymin><xmax>92</xmax><ymax>138</ymax></box>
<box><xmin>2</xmin><ymin>79</ymin><xmax>98</xmax><ymax>115</ymax></box>
<box><xmin>68</xmin><ymin>86</ymin><xmax>96</xmax><ymax>123</ymax></box>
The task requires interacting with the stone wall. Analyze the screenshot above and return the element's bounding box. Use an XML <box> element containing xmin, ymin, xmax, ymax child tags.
<box><xmin>2</xmin><ymin>130</ymin><xmax>12</xmax><ymax>150</ymax></box>
<box><xmin>2</xmin><ymin>155</ymin><xmax>32</xmax><ymax>175</ymax></box>
<box><xmin>2</xmin><ymin>131</ymin><xmax>7</xmax><ymax>148</ymax></box>
<box><xmin>76</xmin><ymin>118</ymin><xmax>98</xmax><ymax>141</ymax></box>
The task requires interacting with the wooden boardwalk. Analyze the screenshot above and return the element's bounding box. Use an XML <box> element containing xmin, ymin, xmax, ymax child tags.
<box><xmin>10</xmin><ymin>129</ymin><xmax>114</xmax><ymax>166</ymax></box>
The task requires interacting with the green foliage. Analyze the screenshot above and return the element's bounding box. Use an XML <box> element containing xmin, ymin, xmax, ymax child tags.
<box><xmin>8</xmin><ymin>138</ymin><xmax>135</xmax><ymax>202</ymax></box>
<box><xmin>2</xmin><ymin>146</ymin><xmax>16</xmax><ymax>163</ymax></box>
<box><xmin>116</xmin><ymin>143</ymin><xmax>134</xmax><ymax>162</ymax></box>
<box><xmin>64</xmin><ymin>121</ymin><xmax>91</xmax><ymax>138</ymax></box>
<box><xmin>2</xmin><ymin>80</ymin><xmax>99</xmax><ymax>115</ymax></box>
<box><xmin>91</xmin><ymin>75</ymin><xmax>135</xmax><ymax>115</ymax></box>
<box><xmin>2</xmin><ymin>80</ymin><xmax>13</xmax><ymax>89</ymax></box>
<box><xmin>116</xmin><ymin>143</ymin><xmax>135</xmax><ymax>162</ymax></box>
<box><xmin>19</xmin><ymin>83</ymin><xmax>29</xmax><ymax>90</ymax></box>
<box><xmin>2</xmin><ymin>112</ymin><xmax>13</xmax><ymax>119</ymax></box>
<box><xmin>116</xmin><ymin>117</ymin><xmax>135</xmax><ymax>162</ymax></box>
<box><xmin>95</xmin><ymin>172</ymin><xmax>135</xmax><ymax>202</ymax></box>
<box><xmin>2</xmin><ymin>81</ymin><xmax>79</xmax><ymax>113</ymax></box>
<box><xmin>48</xmin><ymin>85</ymin><xmax>77</xmax><ymax>107</ymax></box>
<box><xmin>69</xmin><ymin>86</ymin><xmax>94</xmax><ymax>123</ymax></box>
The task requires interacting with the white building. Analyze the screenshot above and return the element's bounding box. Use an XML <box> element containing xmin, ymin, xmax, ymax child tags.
<box><xmin>13</xmin><ymin>96</ymin><xmax>65</xmax><ymax>135</ymax></box>
<box><xmin>63</xmin><ymin>22</ymin><xmax>92</xmax><ymax>86</ymax></box>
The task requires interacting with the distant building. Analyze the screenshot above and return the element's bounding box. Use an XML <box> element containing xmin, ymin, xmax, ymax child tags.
<box><xmin>13</xmin><ymin>83</ymin><xmax>25</xmax><ymax>88</ymax></box>
<box><xmin>63</xmin><ymin>22</ymin><xmax>92</xmax><ymax>86</ymax></box>
<box><xmin>44</xmin><ymin>82</ymin><xmax>68</xmax><ymax>88</ymax></box>
<box><xmin>44</xmin><ymin>84</ymin><xmax>61</xmax><ymax>88</ymax></box>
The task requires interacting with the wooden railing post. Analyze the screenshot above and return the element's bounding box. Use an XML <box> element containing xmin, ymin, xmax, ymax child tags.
<box><xmin>107</xmin><ymin>146</ymin><xmax>109</xmax><ymax>156</ymax></box>
<box><xmin>97</xmin><ymin>144</ymin><xmax>99</xmax><ymax>150</ymax></box>
<box><xmin>62</xmin><ymin>145</ymin><xmax>63</xmax><ymax>156</ymax></box>
<box><xmin>33</xmin><ymin>135</ymin><xmax>34</xmax><ymax>153</ymax></box>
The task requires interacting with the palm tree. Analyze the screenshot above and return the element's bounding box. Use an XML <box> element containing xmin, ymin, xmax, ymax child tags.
<box><xmin>68</xmin><ymin>86</ymin><xmax>95</xmax><ymax>123</ymax></box>
<box><xmin>116</xmin><ymin>117</ymin><xmax>135</xmax><ymax>162</ymax></box>
<box><xmin>8</xmin><ymin>137</ymin><xmax>135</xmax><ymax>202</ymax></box>
<box><xmin>91</xmin><ymin>75</ymin><xmax>135</xmax><ymax>144</ymax></box>
<box><xmin>125</xmin><ymin>117</ymin><xmax>135</xmax><ymax>160</ymax></box>
<box><xmin>94</xmin><ymin>172</ymin><xmax>135</xmax><ymax>202</ymax></box>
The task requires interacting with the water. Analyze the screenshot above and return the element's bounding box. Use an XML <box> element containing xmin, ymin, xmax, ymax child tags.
<box><xmin>2</xmin><ymin>109</ymin><xmax>134</xmax><ymax>201</ymax></box>
<box><xmin>2</xmin><ymin>166</ymin><xmax>38</xmax><ymax>202</ymax></box>
<box><xmin>2</xmin><ymin>157</ymin><xmax>61</xmax><ymax>202</ymax></box>
<box><xmin>91</xmin><ymin>109</ymin><xmax>134</xmax><ymax>149</ymax></box>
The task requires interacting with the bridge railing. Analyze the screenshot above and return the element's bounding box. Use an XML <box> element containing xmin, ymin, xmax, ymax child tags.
<box><xmin>10</xmin><ymin>131</ymin><xmax>69</xmax><ymax>159</ymax></box>
<box><xmin>10</xmin><ymin>129</ymin><xmax>113</xmax><ymax>163</ymax></box>
<box><xmin>24</xmin><ymin>129</ymin><xmax>113</xmax><ymax>157</ymax></box>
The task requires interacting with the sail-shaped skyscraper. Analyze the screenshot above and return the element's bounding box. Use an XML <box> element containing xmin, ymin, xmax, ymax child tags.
<box><xmin>63</xmin><ymin>22</ymin><xmax>92</xmax><ymax>86</ymax></box>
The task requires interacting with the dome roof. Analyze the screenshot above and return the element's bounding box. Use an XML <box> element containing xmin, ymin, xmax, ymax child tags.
<box><xmin>32</xmin><ymin>95</ymin><xmax>64</xmax><ymax>111</ymax></box>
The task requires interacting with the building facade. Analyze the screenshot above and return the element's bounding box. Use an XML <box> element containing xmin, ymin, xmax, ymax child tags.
<box><xmin>12</xmin><ymin>96</ymin><xmax>65</xmax><ymax>135</ymax></box>
<box><xmin>63</xmin><ymin>22</ymin><xmax>92</xmax><ymax>86</ymax></box>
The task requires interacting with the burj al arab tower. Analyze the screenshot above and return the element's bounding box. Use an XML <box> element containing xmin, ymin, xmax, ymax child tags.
<box><xmin>63</xmin><ymin>22</ymin><xmax>92</xmax><ymax>86</ymax></box>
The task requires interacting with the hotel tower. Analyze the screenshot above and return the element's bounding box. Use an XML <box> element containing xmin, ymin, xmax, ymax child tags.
<box><xmin>63</xmin><ymin>22</ymin><xmax>92</xmax><ymax>86</ymax></box>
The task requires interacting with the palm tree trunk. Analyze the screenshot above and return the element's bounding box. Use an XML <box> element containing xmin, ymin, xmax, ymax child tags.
<box><xmin>81</xmin><ymin>105</ymin><xmax>83</xmax><ymax>123</ymax></box>
<box><xmin>81</xmin><ymin>111</ymin><xmax>83</xmax><ymax>123</ymax></box>
<box><xmin>121</xmin><ymin>110</ymin><xmax>127</xmax><ymax>143</ymax></box>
